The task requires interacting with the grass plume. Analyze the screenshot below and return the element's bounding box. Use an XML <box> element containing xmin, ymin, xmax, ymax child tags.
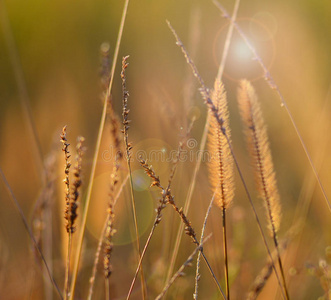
<box><xmin>61</xmin><ymin>127</ymin><xmax>85</xmax><ymax>300</ymax></box>
<box><xmin>238</xmin><ymin>79</ymin><xmax>288</xmax><ymax>299</ymax></box>
<box><xmin>237</xmin><ymin>80</ymin><xmax>281</xmax><ymax>235</ymax></box>
<box><xmin>208</xmin><ymin>80</ymin><xmax>234</xmax><ymax>299</ymax></box>
<box><xmin>208</xmin><ymin>80</ymin><xmax>234</xmax><ymax>211</ymax></box>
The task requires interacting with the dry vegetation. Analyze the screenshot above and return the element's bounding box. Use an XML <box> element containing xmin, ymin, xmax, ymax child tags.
<box><xmin>0</xmin><ymin>0</ymin><xmax>331</xmax><ymax>299</ymax></box>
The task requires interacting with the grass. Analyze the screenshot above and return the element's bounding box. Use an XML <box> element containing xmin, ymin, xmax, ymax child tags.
<box><xmin>0</xmin><ymin>0</ymin><xmax>331</xmax><ymax>299</ymax></box>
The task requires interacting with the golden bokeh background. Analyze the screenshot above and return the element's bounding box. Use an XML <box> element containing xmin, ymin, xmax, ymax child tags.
<box><xmin>0</xmin><ymin>0</ymin><xmax>330</xmax><ymax>299</ymax></box>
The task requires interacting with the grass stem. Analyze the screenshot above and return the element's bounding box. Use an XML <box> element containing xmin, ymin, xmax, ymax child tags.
<box><xmin>165</xmin><ymin>0</ymin><xmax>240</xmax><ymax>283</ymax></box>
<box><xmin>68</xmin><ymin>1</ymin><xmax>130</xmax><ymax>298</ymax></box>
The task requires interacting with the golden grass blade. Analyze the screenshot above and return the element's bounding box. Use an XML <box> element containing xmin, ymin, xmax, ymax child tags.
<box><xmin>68</xmin><ymin>1</ymin><xmax>131</xmax><ymax>298</ymax></box>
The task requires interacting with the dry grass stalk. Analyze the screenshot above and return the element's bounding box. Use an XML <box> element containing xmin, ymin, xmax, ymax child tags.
<box><xmin>60</xmin><ymin>127</ymin><xmax>73</xmax><ymax>299</ymax></box>
<box><xmin>246</xmin><ymin>238</ymin><xmax>289</xmax><ymax>300</ymax></box>
<box><xmin>69</xmin><ymin>1</ymin><xmax>131</xmax><ymax>298</ymax></box>
<box><xmin>168</xmin><ymin>19</ymin><xmax>284</xmax><ymax>300</ymax></box>
<box><xmin>88</xmin><ymin>174</ymin><xmax>130</xmax><ymax>300</ymax></box>
<box><xmin>134</xmin><ymin>149</ymin><xmax>225</xmax><ymax>300</ymax></box>
<box><xmin>156</xmin><ymin>235</ymin><xmax>211</xmax><ymax>300</ymax></box>
<box><xmin>103</xmin><ymin>200</ymin><xmax>116</xmax><ymax>279</ymax></box>
<box><xmin>126</xmin><ymin>154</ymin><xmax>179</xmax><ymax>300</ymax></box>
<box><xmin>60</xmin><ymin>126</ymin><xmax>72</xmax><ymax>233</ymax></box>
<box><xmin>237</xmin><ymin>80</ymin><xmax>281</xmax><ymax>235</ymax></box>
<box><xmin>194</xmin><ymin>193</ymin><xmax>216</xmax><ymax>300</ymax></box>
<box><xmin>103</xmin><ymin>159</ymin><xmax>120</xmax><ymax>299</ymax></box>
<box><xmin>121</xmin><ymin>55</ymin><xmax>132</xmax><ymax>159</ymax></box>
<box><xmin>121</xmin><ymin>55</ymin><xmax>147</xmax><ymax>299</ymax></box>
<box><xmin>207</xmin><ymin>79</ymin><xmax>234</xmax><ymax>299</ymax></box>
<box><xmin>69</xmin><ymin>136</ymin><xmax>85</xmax><ymax>233</ymax></box>
<box><xmin>165</xmin><ymin>0</ymin><xmax>241</xmax><ymax>284</ymax></box>
<box><xmin>61</xmin><ymin>127</ymin><xmax>85</xmax><ymax>300</ymax></box>
<box><xmin>109</xmin><ymin>109</ymin><xmax>123</xmax><ymax>162</ymax></box>
<box><xmin>166</xmin><ymin>21</ymin><xmax>224</xmax><ymax>132</ymax></box>
<box><xmin>238</xmin><ymin>79</ymin><xmax>289</xmax><ymax>299</ymax></box>
<box><xmin>208</xmin><ymin>80</ymin><xmax>234</xmax><ymax>211</ymax></box>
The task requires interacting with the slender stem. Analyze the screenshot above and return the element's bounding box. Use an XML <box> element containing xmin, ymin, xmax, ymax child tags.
<box><xmin>122</xmin><ymin>55</ymin><xmax>147</xmax><ymax>299</ymax></box>
<box><xmin>200</xmin><ymin>249</ymin><xmax>226</xmax><ymax>299</ymax></box>
<box><xmin>273</xmin><ymin>234</ymin><xmax>290</xmax><ymax>300</ymax></box>
<box><xmin>222</xmin><ymin>207</ymin><xmax>230</xmax><ymax>300</ymax></box>
<box><xmin>126</xmin><ymin>224</ymin><xmax>156</xmax><ymax>300</ymax></box>
<box><xmin>165</xmin><ymin>0</ymin><xmax>241</xmax><ymax>284</ymax></box>
<box><xmin>87</xmin><ymin>174</ymin><xmax>129</xmax><ymax>300</ymax></box>
<box><xmin>194</xmin><ymin>193</ymin><xmax>216</xmax><ymax>300</ymax></box>
<box><xmin>156</xmin><ymin>236</ymin><xmax>212</xmax><ymax>300</ymax></box>
<box><xmin>0</xmin><ymin>168</ymin><xmax>63</xmax><ymax>299</ymax></box>
<box><xmin>169</xmin><ymin>198</ymin><xmax>226</xmax><ymax>299</ymax></box>
<box><xmin>126</xmin><ymin>161</ymin><xmax>147</xmax><ymax>299</ymax></box>
<box><xmin>105</xmin><ymin>278</ymin><xmax>110</xmax><ymax>300</ymax></box>
<box><xmin>223</xmin><ymin>130</ymin><xmax>286</xmax><ymax>300</ymax></box>
<box><xmin>216</xmin><ymin>0</ymin><xmax>240</xmax><ymax>83</ymax></box>
<box><xmin>68</xmin><ymin>1</ymin><xmax>130</xmax><ymax>299</ymax></box>
<box><xmin>64</xmin><ymin>233</ymin><xmax>72</xmax><ymax>300</ymax></box>
<box><xmin>165</xmin><ymin>114</ymin><xmax>210</xmax><ymax>284</ymax></box>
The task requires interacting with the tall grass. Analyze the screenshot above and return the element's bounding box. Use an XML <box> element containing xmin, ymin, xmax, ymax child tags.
<box><xmin>0</xmin><ymin>1</ymin><xmax>330</xmax><ymax>299</ymax></box>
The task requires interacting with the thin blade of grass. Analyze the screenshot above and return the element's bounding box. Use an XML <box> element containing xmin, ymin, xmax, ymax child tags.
<box><xmin>156</xmin><ymin>235</ymin><xmax>212</xmax><ymax>300</ymax></box>
<box><xmin>87</xmin><ymin>173</ymin><xmax>129</xmax><ymax>300</ymax></box>
<box><xmin>68</xmin><ymin>1</ymin><xmax>131</xmax><ymax>299</ymax></box>
<box><xmin>194</xmin><ymin>192</ymin><xmax>216</xmax><ymax>300</ymax></box>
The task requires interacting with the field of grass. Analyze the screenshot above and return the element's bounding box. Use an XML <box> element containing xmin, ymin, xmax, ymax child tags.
<box><xmin>0</xmin><ymin>0</ymin><xmax>331</xmax><ymax>299</ymax></box>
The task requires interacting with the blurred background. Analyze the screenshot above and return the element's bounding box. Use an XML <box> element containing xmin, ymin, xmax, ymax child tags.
<box><xmin>0</xmin><ymin>0</ymin><xmax>330</xmax><ymax>299</ymax></box>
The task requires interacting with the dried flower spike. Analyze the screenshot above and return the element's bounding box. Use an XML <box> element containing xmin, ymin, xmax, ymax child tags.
<box><xmin>67</xmin><ymin>136</ymin><xmax>85</xmax><ymax>234</ymax></box>
<box><xmin>237</xmin><ymin>79</ymin><xmax>281</xmax><ymax>235</ymax></box>
<box><xmin>207</xmin><ymin>79</ymin><xmax>234</xmax><ymax>210</ymax></box>
<box><xmin>61</xmin><ymin>126</ymin><xmax>72</xmax><ymax>232</ymax></box>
